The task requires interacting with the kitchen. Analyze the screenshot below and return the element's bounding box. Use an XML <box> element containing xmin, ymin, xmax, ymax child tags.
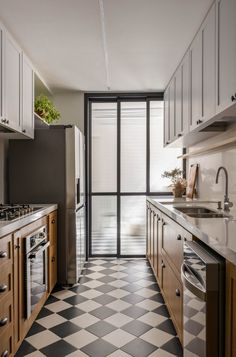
<box><xmin>0</xmin><ymin>0</ymin><xmax>236</xmax><ymax>356</ymax></box>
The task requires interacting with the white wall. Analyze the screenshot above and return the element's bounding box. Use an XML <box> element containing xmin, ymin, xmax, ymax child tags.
<box><xmin>188</xmin><ymin>123</ymin><xmax>236</xmax><ymax>204</ymax></box>
<box><xmin>53</xmin><ymin>91</ymin><xmax>84</xmax><ymax>133</ymax></box>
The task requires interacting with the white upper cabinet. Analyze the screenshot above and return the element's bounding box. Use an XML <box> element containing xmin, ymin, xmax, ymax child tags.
<box><xmin>164</xmin><ymin>86</ymin><xmax>170</xmax><ymax>146</ymax></box>
<box><xmin>189</xmin><ymin>30</ymin><xmax>202</xmax><ymax>131</ymax></box>
<box><xmin>4</xmin><ymin>31</ymin><xmax>22</xmax><ymax>132</ymax></box>
<box><xmin>22</xmin><ymin>54</ymin><xmax>34</xmax><ymax>138</ymax></box>
<box><xmin>202</xmin><ymin>2</ymin><xmax>216</xmax><ymax>122</ymax></box>
<box><xmin>182</xmin><ymin>52</ymin><xmax>190</xmax><ymax>135</ymax></box>
<box><xmin>175</xmin><ymin>65</ymin><xmax>183</xmax><ymax>138</ymax></box>
<box><xmin>216</xmin><ymin>0</ymin><xmax>236</xmax><ymax>112</ymax></box>
<box><xmin>169</xmin><ymin>78</ymin><xmax>176</xmax><ymax>142</ymax></box>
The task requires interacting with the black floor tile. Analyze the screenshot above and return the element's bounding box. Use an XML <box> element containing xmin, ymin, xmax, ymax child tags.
<box><xmin>50</xmin><ymin>321</ymin><xmax>81</xmax><ymax>338</ymax></box>
<box><xmin>121</xmin><ymin>337</ymin><xmax>157</xmax><ymax>357</ymax></box>
<box><xmin>122</xmin><ymin>320</ymin><xmax>152</xmax><ymax>337</ymax></box>
<box><xmin>26</xmin><ymin>322</ymin><xmax>46</xmax><ymax>337</ymax></box>
<box><xmin>81</xmin><ymin>339</ymin><xmax>117</xmax><ymax>357</ymax></box>
<box><xmin>90</xmin><ymin>306</ymin><xmax>116</xmax><ymax>320</ymax></box>
<box><xmin>157</xmin><ymin>319</ymin><xmax>177</xmax><ymax>336</ymax></box>
<box><xmin>122</xmin><ymin>306</ymin><xmax>148</xmax><ymax>319</ymax></box>
<box><xmin>162</xmin><ymin>337</ymin><xmax>183</xmax><ymax>356</ymax></box>
<box><xmin>15</xmin><ymin>340</ymin><xmax>36</xmax><ymax>357</ymax></box>
<box><xmin>40</xmin><ymin>340</ymin><xmax>77</xmax><ymax>357</ymax></box>
<box><xmin>58</xmin><ymin>306</ymin><xmax>85</xmax><ymax>319</ymax></box>
<box><xmin>86</xmin><ymin>321</ymin><xmax>116</xmax><ymax>337</ymax></box>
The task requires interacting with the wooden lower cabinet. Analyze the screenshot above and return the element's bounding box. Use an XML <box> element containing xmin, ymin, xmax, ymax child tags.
<box><xmin>226</xmin><ymin>261</ymin><xmax>236</xmax><ymax>357</ymax></box>
<box><xmin>48</xmin><ymin>211</ymin><xmax>57</xmax><ymax>292</ymax></box>
<box><xmin>162</xmin><ymin>255</ymin><xmax>183</xmax><ymax>343</ymax></box>
<box><xmin>0</xmin><ymin>234</ymin><xmax>14</xmax><ymax>357</ymax></box>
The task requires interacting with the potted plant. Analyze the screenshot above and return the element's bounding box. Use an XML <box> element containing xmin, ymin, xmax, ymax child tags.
<box><xmin>34</xmin><ymin>95</ymin><xmax>61</xmax><ymax>124</ymax></box>
<box><xmin>161</xmin><ymin>168</ymin><xmax>187</xmax><ymax>198</ymax></box>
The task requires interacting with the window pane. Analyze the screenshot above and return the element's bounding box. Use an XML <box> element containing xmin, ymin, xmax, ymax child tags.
<box><xmin>121</xmin><ymin>196</ymin><xmax>146</xmax><ymax>255</ymax></box>
<box><xmin>92</xmin><ymin>196</ymin><xmax>117</xmax><ymax>255</ymax></box>
<box><xmin>150</xmin><ymin>101</ymin><xmax>182</xmax><ymax>192</ymax></box>
<box><xmin>121</xmin><ymin>102</ymin><xmax>146</xmax><ymax>192</ymax></box>
<box><xmin>92</xmin><ymin>102</ymin><xmax>117</xmax><ymax>192</ymax></box>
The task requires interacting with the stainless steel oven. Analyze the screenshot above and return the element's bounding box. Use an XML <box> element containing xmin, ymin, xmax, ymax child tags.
<box><xmin>25</xmin><ymin>226</ymin><xmax>49</xmax><ymax>319</ymax></box>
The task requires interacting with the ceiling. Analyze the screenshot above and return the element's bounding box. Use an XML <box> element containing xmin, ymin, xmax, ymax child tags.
<box><xmin>0</xmin><ymin>0</ymin><xmax>213</xmax><ymax>92</ymax></box>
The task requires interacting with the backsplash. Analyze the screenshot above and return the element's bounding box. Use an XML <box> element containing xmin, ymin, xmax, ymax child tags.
<box><xmin>188</xmin><ymin>123</ymin><xmax>236</xmax><ymax>205</ymax></box>
<box><xmin>0</xmin><ymin>138</ymin><xmax>8</xmax><ymax>203</ymax></box>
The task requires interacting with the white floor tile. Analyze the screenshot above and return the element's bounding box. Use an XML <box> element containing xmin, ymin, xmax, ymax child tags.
<box><xmin>26</xmin><ymin>330</ymin><xmax>60</xmax><ymax>349</ymax></box>
<box><xmin>71</xmin><ymin>313</ymin><xmax>100</xmax><ymax>328</ymax></box>
<box><xmin>45</xmin><ymin>300</ymin><xmax>72</xmax><ymax>313</ymax></box>
<box><xmin>104</xmin><ymin>313</ymin><xmax>133</xmax><ymax>328</ymax></box>
<box><xmin>103</xmin><ymin>328</ymin><xmax>135</xmax><ymax>348</ymax></box>
<box><xmin>138</xmin><ymin>311</ymin><xmax>166</xmax><ymax>327</ymax></box>
<box><xmin>37</xmin><ymin>313</ymin><xmax>67</xmax><ymax>328</ymax></box>
<box><xmin>140</xmin><ymin>327</ymin><xmax>173</xmax><ymax>347</ymax></box>
<box><xmin>65</xmin><ymin>329</ymin><xmax>98</xmax><ymax>349</ymax></box>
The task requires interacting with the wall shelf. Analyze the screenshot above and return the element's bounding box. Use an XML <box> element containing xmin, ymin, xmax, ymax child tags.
<box><xmin>177</xmin><ymin>136</ymin><xmax>236</xmax><ymax>159</ymax></box>
<box><xmin>34</xmin><ymin>112</ymin><xmax>49</xmax><ymax>129</ymax></box>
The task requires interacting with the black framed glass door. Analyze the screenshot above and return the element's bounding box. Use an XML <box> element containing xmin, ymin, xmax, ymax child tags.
<box><xmin>85</xmin><ymin>93</ymin><xmax>183</xmax><ymax>258</ymax></box>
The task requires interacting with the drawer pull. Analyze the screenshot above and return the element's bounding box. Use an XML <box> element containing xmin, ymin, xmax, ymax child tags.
<box><xmin>177</xmin><ymin>234</ymin><xmax>182</xmax><ymax>241</ymax></box>
<box><xmin>0</xmin><ymin>317</ymin><xmax>8</xmax><ymax>326</ymax></box>
<box><xmin>1</xmin><ymin>351</ymin><xmax>9</xmax><ymax>357</ymax></box>
<box><xmin>51</xmin><ymin>257</ymin><xmax>55</xmax><ymax>262</ymax></box>
<box><xmin>175</xmin><ymin>288</ymin><xmax>181</xmax><ymax>297</ymax></box>
<box><xmin>0</xmin><ymin>284</ymin><xmax>7</xmax><ymax>293</ymax></box>
<box><xmin>0</xmin><ymin>251</ymin><xmax>7</xmax><ymax>258</ymax></box>
<box><xmin>51</xmin><ymin>219</ymin><xmax>55</xmax><ymax>224</ymax></box>
<box><xmin>161</xmin><ymin>262</ymin><xmax>165</xmax><ymax>268</ymax></box>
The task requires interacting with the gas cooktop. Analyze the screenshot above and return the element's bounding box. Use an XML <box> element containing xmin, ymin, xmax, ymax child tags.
<box><xmin>0</xmin><ymin>204</ymin><xmax>42</xmax><ymax>221</ymax></box>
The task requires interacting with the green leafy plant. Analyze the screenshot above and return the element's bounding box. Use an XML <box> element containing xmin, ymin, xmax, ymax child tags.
<box><xmin>34</xmin><ymin>95</ymin><xmax>61</xmax><ymax>124</ymax></box>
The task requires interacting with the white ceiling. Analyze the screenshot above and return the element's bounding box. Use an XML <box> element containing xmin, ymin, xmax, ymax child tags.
<box><xmin>0</xmin><ymin>0</ymin><xmax>213</xmax><ymax>92</ymax></box>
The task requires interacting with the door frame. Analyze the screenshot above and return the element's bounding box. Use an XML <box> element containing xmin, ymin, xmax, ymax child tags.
<box><xmin>84</xmin><ymin>92</ymin><xmax>184</xmax><ymax>258</ymax></box>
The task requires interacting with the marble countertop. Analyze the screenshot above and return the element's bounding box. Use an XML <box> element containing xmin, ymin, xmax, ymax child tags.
<box><xmin>147</xmin><ymin>196</ymin><xmax>236</xmax><ymax>265</ymax></box>
<box><xmin>0</xmin><ymin>204</ymin><xmax>58</xmax><ymax>237</ymax></box>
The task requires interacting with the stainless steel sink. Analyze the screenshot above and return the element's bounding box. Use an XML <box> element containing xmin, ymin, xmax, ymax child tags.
<box><xmin>174</xmin><ymin>206</ymin><xmax>227</xmax><ymax>218</ymax></box>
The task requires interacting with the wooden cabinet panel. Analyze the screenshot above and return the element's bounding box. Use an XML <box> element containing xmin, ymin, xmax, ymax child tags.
<box><xmin>0</xmin><ymin>234</ymin><xmax>12</xmax><ymax>267</ymax></box>
<box><xmin>153</xmin><ymin>212</ymin><xmax>158</xmax><ymax>277</ymax></box>
<box><xmin>22</xmin><ymin>54</ymin><xmax>34</xmax><ymax>138</ymax></box>
<box><xmin>217</xmin><ymin>0</ymin><xmax>236</xmax><ymax>113</ymax></box>
<box><xmin>48</xmin><ymin>211</ymin><xmax>57</xmax><ymax>292</ymax></box>
<box><xmin>146</xmin><ymin>205</ymin><xmax>151</xmax><ymax>260</ymax></box>
<box><xmin>0</xmin><ymin>262</ymin><xmax>13</xmax><ymax>299</ymax></box>
<box><xmin>226</xmin><ymin>261</ymin><xmax>236</xmax><ymax>357</ymax></box>
<box><xmin>0</xmin><ymin>325</ymin><xmax>13</xmax><ymax>357</ymax></box>
<box><xmin>162</xmin><ymin>256</ymin><xmax>183</xmax><ymax>342</ymax></box>
<box><xmin>150</xmin><ymin>208</ymin><xmax>154</xmax><ymax>268</ymax></box>
<box><xmin>4</xmin><ymin>31</ymin><xmax>21</xmax><ymax>132</ymax></box>
<box><xmin>0</xmin><ymin>292</ymin><xmax>13</xmax><ymax>338</ymax></box>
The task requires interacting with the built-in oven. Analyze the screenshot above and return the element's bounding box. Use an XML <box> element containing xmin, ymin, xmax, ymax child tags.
<box><xmin>25</xmin><ymin>226</ymin><xmax>49</xmax><ymax>319</ymax></box>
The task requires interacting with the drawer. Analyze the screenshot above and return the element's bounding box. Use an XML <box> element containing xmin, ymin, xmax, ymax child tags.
<box><xmin>0</xmin><ymin>293</ymin><xmax>13</xmax><ymax>338</ymax></box>
<box><xmin>0</xmin><ymin>262</ymin><xmax>13</xmax><ymax>300</ymax></box>
<box><xmin>0</xmin><ymin>235</ymin><xmax>12</xmax><ymax>267</ymax></box>
<box><xmin>48</xmin><ymin>211</ymin><xmax>57</xmax><ymax>246</ymax></box>
<box><xmin>162</xmin><ymin>256</ymin><xmax>183</xmax><ymax>341</ymax></box>
<box><xmin>0</xmin><ymin>324</ymin><xmax>13</xmax><ymax>357</ymax></box>
<box><xmin>162</xmin><ymin>214</ymin><xmax>191</xmax><ymax>273</ymax></box>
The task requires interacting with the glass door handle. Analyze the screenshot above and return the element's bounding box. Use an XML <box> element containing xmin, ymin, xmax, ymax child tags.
<box><xmin>181</xmin><ymin>263</ymin><xmax>206</xmax><ymax>301</ymax></box>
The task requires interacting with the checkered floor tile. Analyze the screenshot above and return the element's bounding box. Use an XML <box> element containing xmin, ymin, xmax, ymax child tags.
<box><xmin>16</xmin><ymin>259</ymin><xmax>183</xmax><ymax>357</ymax></box>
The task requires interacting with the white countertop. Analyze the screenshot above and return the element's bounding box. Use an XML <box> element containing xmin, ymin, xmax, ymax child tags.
<box><xmin>0</xmin><ymin>204</ymin><xmax>58</xmax><ymax>237</ymax></box>
<box><xmin>147</xmin><ymin>196</ymin><xmax>236</xmax><ymax>265</ymax></box>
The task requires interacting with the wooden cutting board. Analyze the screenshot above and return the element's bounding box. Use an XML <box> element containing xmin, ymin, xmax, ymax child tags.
<box><xmin>186</xmin><ymin>164</ymin><xmax>198</xmax><ymax>199</ymax></box>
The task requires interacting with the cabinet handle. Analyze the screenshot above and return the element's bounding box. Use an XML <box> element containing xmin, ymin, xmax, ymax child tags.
<box><xmin>0</xmin><ymin>251</ymin><xmax>7</xmax><ymax>258</ymax></box>
<box><xmin>231</xmin><ymin>95</ymin><xmax>235</xmax><ymax>102</ymax></box>
<box><xmin>51</xmin><ymin>257</ymin><xmax>55</xmax><ymax>262</ymax></box>
<box><xmin>51</xmin><ymin>219</ymin><xmax>55</xmax><ymax>224</ymax></box>
<box><xmin>0</xmin><ymin>317</ymin><xmax>8</xmax><ymax>327</ymax></box>
<box><xmin>162</xmin><ymin>220</ymin><xmax>166</xmax><ymax>226</ymax></box>
<box><xmin>177</xmin><ymin>234</ymin><xmax>182</xmax><ymax>241</ymax></box>
<box><xmin>0</xmin><ymin>284</ymin><xmax>7</xmax><ymax>293</ymax></box>
<box><xmin>6</xmin><ymin>120</ymin><xmax>9</xmax><ymax>124</ymax></box>
<box><xmin>161</xmin><ymin>262</ymin><xmax>165</xmax><ymax>268</ymax></box>
<box><xmin>197</xmin><ymin>120</ymin><xmax>203</xmax><ymax>125</ymax></box>
<box><xmin>22</xmin><ymin>129</ymin><xmax>26</xmax><ymax>133</ymax></box>
<box><xmin>1</xmin><ymin>351</ymin><xmax>9</xmax><ymax>357</ymax></box>
<box><xmin>178</xmin><ymin>133</ymin><xmax>182</xmax><ymax>137</ymax></box>
<box><xmin>175</xmin><ymin>289</ymin><xmax>181</xmax><ymax>297</ymax></box>
<box><xmin>1</xmin><ymin>119</ymin><xmax>6</xmax><ymax>124</ymax></box>
<box><xmin>15</xmin><ymin>245</ymin><xmax>20</xmax><ymax>250</ymax></box>
<box><xmin>166</xmin><ymin>142</ymin><xmax>169</xmax><ymax>145</ymax></box>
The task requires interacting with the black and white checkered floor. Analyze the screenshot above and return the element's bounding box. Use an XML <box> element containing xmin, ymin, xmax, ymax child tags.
<box><xmin>16</xmin><ymin>259</ymin><xmax>183</xmax><ymax>357</ymax></box>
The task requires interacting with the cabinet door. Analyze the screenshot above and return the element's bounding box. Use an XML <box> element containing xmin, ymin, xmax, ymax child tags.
<box><xmin>202</xmin><ymin>3</ymin><xmax>216</xmax><ymax>122</ymax></box>
<box><xmin>146</xmin><ymin>205</ymin><xmax>151</xmax><ymax>259</ymax></box>
<box><xmin>175</xmin><ymin>66</ymin><xmax>183</xmax><ymax>138</ymax></box>
<box><xmin>0</xmin><ymin>26</ymin><xmax>3</xmax><ymax>123</ymax></box>
<box><xmin>169</xmin><ymin>78</ymin><xmax>176</xmax><ymax>141</ymax></box>
<box><xmin>190</xmin><ymin>30</ymin><xmax>202</xmax><ymax>131</ymax></box>
<box><xmin>48</xmin><ymin>211</ymin><xmax>57</xmax><ymax>292</ymax></box>
<box><xmin>22</xmin><ymin>54</ymin><xmax>34</xmax><ymax>138</ymax></box>
<box><xmin>226</xmin><ymin>261</ymin><xmax>236</xmax><ymax>357</ymax></box>
<box><xmin>4</xmin><ymin>31</ymin><xmax>21</xmax><ymax>132</ymax></box>
<box><xmin>182</xmin><ymin>52</ymin><xmax>190</xmax><ymax>134</ymax></box>
<box><xmin>164</xmin><ymin>87</ymin><xmax>170</xmax><ymax>146</ymax></box>
<box><xmin>217</xmin><ymin>0</ymin><xmax>236</xmax><ymax>113</ymax></box>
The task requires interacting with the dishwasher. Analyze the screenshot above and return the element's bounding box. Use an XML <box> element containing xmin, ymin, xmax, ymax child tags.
<box><xmin>181</xmin><ymin>240</ymin><xmax>225</xmax><ymax>357</ymax></box>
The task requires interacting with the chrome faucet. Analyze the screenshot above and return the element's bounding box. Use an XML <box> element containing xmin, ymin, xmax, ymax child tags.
<box><xmin>215</xmin><ymin>166</ymin><xmax>233</xmax><ymax>211</ymax></box>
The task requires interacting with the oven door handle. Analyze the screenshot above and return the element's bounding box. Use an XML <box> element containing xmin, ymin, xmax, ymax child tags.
<box><xmin>181</xmin><ymin>263</ymin><xmax>206</xmax><ymax>301</ymax></box>
<box><xmin>28</xmin><ymin>241</ymin><xmax>50</xmax><ymax>259</ymax></box>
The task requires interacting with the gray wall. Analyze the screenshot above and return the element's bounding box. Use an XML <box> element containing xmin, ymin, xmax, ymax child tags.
<box><xmin>53</xmin><ymin>91</ymin><xmax>84</xmax><ymax>133</ymax></box>
<box><xmin>0</xmin><ymin>138</ymin><xmax>8</xmax><ymax>203</ymax></box>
